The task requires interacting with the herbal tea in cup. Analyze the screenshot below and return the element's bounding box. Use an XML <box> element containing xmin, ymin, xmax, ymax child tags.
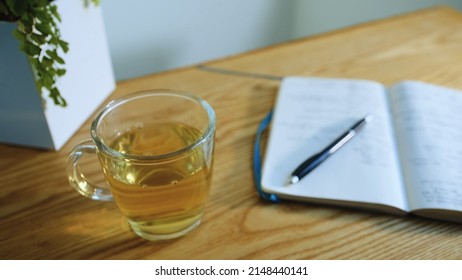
<box><xmin>67</xmin><ymin>90</ymin><xmax>216</xmax><ymax>241</ymax></box>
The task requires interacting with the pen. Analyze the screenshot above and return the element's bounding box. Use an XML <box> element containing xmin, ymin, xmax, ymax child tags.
<box><xmin>287</xmin><ymin>115</ymin><xmax>372</xmax><ymax>185</ymax></box>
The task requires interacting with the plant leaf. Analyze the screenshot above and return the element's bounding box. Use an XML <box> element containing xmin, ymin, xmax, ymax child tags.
<box><xmin>58</xmin><ymin>39</ymin><xmax>69</xmax><ymax>53</ymax></box>
<box><xmin>49</xmin><ymin>4</ymin><xmax>61</xmax><ymax>22</ymax></box>
<box><xmin>46</xmin><ymin>49</ymin><xmax>65</xmax><ymax>65</ymax></box>
<box><xmin>12</xmin><ymin>29</ymin><xmax>26</xmax><ymax>41</ymax></box>
<box><xmin>49</xmin><ymin>87</ymin><xmax>67</xmax><ymax>107</ymax></box>
<box><xmin>56</xmin><ymin>68</ymin><xmax>66</xmax><ymax>77</ymax></box>
<box><xmin>41</xmin><ymin>56</ymin><xmax>53</xmax><ymax>68</ymax></box>
<box><xmin>36</xmin><ymin>22</ymin><xmax>52</xmax><ymax>35</ymax></box>
<box><xmin>30</xmin><ymin>33</ymin><xmax>46</xmax><ymax>45</ymax></box>
<box><xmin>24</xmin><ymin>41</ymin><xmax>41</xmax><ymax>57</ymax></box>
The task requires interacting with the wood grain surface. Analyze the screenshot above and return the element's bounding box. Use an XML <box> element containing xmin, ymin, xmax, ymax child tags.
<box><xmin>1</xmin><ymin>6</ymin><xmax>462</xmax><ymax>259</ymax></box>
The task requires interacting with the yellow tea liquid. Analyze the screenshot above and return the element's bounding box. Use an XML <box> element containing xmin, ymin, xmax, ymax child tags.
<box><xmin>101</xmin><ymin>122</ymin><xmax>213</xmax><ymax>239</ymax></box>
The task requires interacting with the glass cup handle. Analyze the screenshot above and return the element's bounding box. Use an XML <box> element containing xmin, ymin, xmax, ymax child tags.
<box><xmin>66</xmin><ymin>140</ymin><xmax>113</xmax><ymax>201</ymax></box>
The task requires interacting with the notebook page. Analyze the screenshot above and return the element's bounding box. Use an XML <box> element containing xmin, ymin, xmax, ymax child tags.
<box><xmin>390</xmin><ymin>81</ymin><xmax>462</xmax><ymax>212</ymax></box>
<box><xmin>261</xmin><ymin>77</ymin><xmax>408</xmax><ymax>211</ymax></box>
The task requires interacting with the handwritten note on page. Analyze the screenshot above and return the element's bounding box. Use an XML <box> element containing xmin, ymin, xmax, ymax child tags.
<box><xmin>390</xmin><ymin>81</ymin><xmax>462</xmax><ymax>212</ymax></box>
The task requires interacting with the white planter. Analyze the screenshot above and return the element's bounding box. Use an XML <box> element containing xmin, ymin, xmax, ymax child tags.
<box><xmin>0</xmin><ymin>0</ymin><xmax>115</xmax><ymax>150</ymax></box>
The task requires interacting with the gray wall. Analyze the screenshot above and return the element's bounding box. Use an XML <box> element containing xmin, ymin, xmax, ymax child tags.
<box><xmin>292</xmin><ymin>0</ymin><xmax>462</xmax><ymax>38</ymax></box>
<box><xmin>101</xmin><ymin>0</ymin><xmax>462</xmax><ymax>80</ymax></box>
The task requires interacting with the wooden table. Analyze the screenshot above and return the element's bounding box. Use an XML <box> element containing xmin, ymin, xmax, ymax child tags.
<box><xmin>1</xmin><ymin>6</ymin><xmax>462</xmax><ymax>260</ymax></box>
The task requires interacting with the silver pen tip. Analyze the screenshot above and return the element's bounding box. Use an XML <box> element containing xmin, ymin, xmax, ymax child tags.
<box><xmin>286</xmin><ymin>176</ymin><xmax>300</xmax><ymax>186</ymax></box>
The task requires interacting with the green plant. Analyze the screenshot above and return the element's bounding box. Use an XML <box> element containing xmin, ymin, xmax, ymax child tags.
<box><xmin>0</xmin><ymin>0</ymin><xmax>99</xmax><ymax>107</ymax></box>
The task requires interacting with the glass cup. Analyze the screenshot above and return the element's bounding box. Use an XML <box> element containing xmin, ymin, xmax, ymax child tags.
<box><xmin>66</xmin><ymin>90</ymin><xmax>216</xmax><ymax>241</ymax></box>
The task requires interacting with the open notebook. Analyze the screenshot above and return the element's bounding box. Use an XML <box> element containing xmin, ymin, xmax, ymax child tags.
<box><xmin>260</xmin><ymin>77</ymin><xmax>462</xmax><ymax>223</ymax></box>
